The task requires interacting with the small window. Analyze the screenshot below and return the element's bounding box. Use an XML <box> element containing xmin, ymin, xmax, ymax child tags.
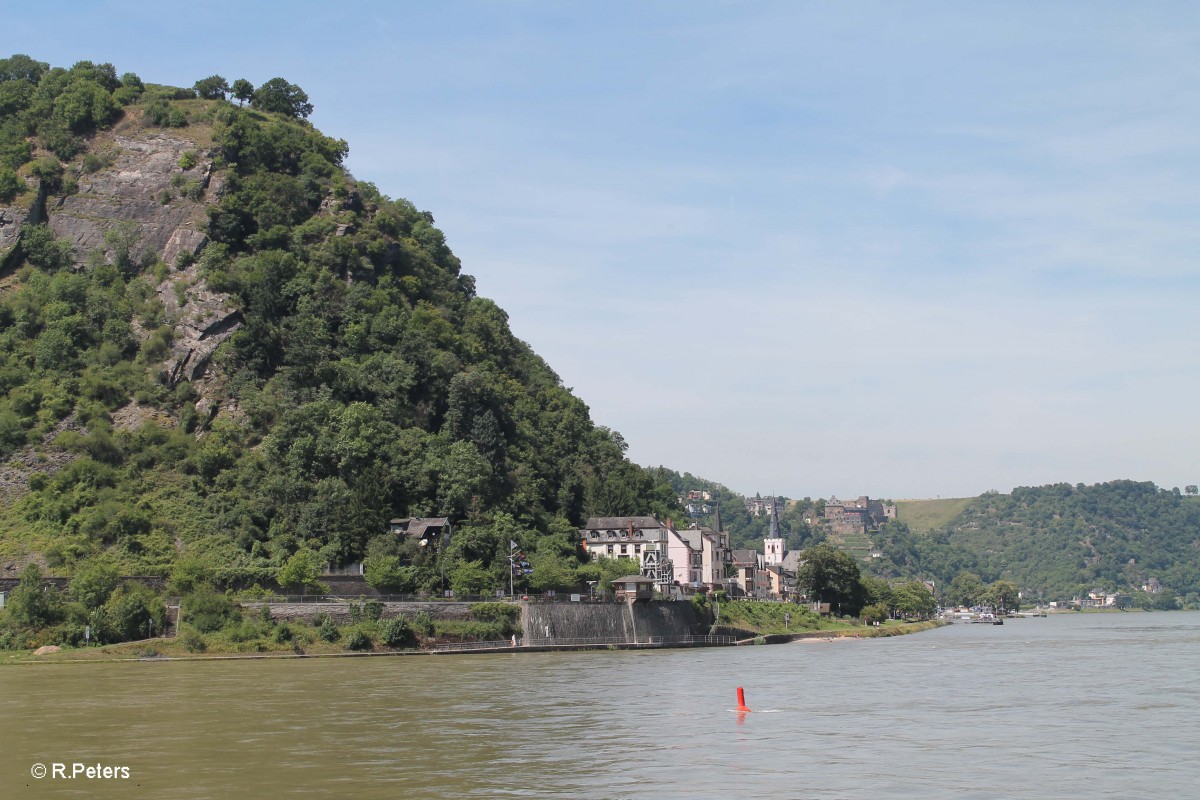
<box><xmin>620</xmin><ymin>544</ymin><xmax>628</xmax><ymax>555</ymax></box>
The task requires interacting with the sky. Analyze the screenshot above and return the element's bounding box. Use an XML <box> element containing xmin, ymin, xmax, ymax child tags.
<box><xmin>6</xmin><ymin>2</ymin><xmax>1200</xmax><ymax>499</ymax></box>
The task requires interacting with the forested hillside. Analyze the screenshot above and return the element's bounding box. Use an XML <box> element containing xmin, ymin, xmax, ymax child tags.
<box><xmin>871</xmin><ymin>481</ymin><xmax>1200</xmax><ymax>605</ymax></box>
<box><xmin>0</xmin><ymin>55</ymin><xmax>677</xmax><ymax>594</ymax></box>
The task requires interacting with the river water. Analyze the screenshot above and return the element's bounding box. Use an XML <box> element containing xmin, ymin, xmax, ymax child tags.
<box><xmin>2</xmin><ymin>611</ymin><xmax>1197</xmax><ymax>799</ymax></box>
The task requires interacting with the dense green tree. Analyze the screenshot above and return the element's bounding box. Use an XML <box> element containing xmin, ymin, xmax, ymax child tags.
<box><xmin>860</xmin><ymin>603</ymin><xmax>888</xmax><ymax>625</ymax></box>
<box><xmin>193</xmin><ymin>75</ymin><xmax>229</xmax><ymax>99</ymax></box>
<box><xmin>99</xmin><ymin>582</ymin><xmax>166</xmax><ymax>641</ymax></box>
<box><xmin>231</xmin><ymin>78</ymin><xmax>254</xmax><ymax>105</ymax></box>
<box><xmin>892</xmin><ymin>580</ymin><xmax>937</xmax><ymax>619</ymax></box>
<box><xmin>946</xmin><ymin>571</ymin><xmax>985</xmax><ymax>607</ymax></box>
<box><xmin>796</xmin><ymin>544</ymin><xmax>866</xmax><ymax>615</ymax></box>
<box><xmin>69</xmin><ymin>560</ymin><xmax>121</xmax><ymax>609</ymax></box>
<box><xmin>251</xmin><ymin>77</ymin><xmax>313</xmax><ymax>119</ymax></box>
<box><xmin>276</xmin><ymin>548</ymin><xmax>326</xmax><ymax>593</ymax></box>
<box><xmin>1</xmin><ymin>564</ymin><xmax>64</xmax><ymax>630</ymax></box>
<box><xmin>0</xmin><ymin>54</ymin><xmax>48</xmax><ymax>83</ymax></box>
<box><xmin>859</xmin><ymin>574</ymin><xmax>894</xmax><ymax>609</ymax></box>
<box><xmin>363</xmin><ymin>555</ymin><xmax>416</xmax><ymax>593</ymax></box>
<box><xmin>449</xmin><ymin>559</ymin><xmax>493</xmax><ymax>597</ymax></box>
<box><xmin>983</xmin><ymin>580</ymin><xmax>1020</xmax><ymax>613</ymax></box>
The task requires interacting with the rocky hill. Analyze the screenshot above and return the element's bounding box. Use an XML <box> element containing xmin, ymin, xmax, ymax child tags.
<box><xmin>0</xmin><ymin>56</ymin><xmax>677</xmax><ymax>590</ymax></box>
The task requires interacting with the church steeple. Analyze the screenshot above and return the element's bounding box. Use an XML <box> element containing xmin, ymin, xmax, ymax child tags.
<box><xmin>764</xmin><ymin>496</ymin><xmax>785</xmax><ymax>566</ymax></box>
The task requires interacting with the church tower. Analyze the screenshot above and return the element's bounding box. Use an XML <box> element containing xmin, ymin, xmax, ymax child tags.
<box><xmin>763</xmin><ymin>496</ymin><xmax>785</xmax><ymax>566</ymax></box>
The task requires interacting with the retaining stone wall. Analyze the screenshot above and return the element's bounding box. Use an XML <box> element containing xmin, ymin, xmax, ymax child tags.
<box><xmin>523</xmin><ymin>600</ymin><xmax>705</xmax><ymax>642</ymax></box>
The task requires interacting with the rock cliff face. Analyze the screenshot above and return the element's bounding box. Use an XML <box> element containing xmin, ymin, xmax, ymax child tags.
<box><xmin>49</xmin><ymin>131</ymin><xmax>210</xmax><ymax>264</ymax></box>
<box><xmin>28</xmin><ymin>121</ymin><xmax>244</xmax><ymax>423</ymax></box>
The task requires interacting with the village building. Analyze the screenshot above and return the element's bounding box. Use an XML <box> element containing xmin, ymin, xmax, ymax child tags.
<box><xmin>612</xmin><ymin>575</ymin><xmax>655</xmax><ymax>602</ymax></box>
<box><xmin>389</xmin><ymin>517</ymin><xmax>452</xmax><ymax>545</ymax></box>
<box><xmin>580</xmin><ymin>514</ymin><xmax>732</xmax><ymax>596</ymax></box>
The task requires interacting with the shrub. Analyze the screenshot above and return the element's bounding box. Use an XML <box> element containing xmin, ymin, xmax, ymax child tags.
<box><xmin>345</xmin><ymin>628</ymin><xmax>372</xmax><ymax>651</ymax></box>
<box><xmin>433</xmin><ymin>620</ymin><xmax>507</xmax><ymax>641</ymax></box>
<box><xmin>273</xmin><ymin>624</ymin><xmax>293</xmax><ymax>644</ymax></box>
<box><xmin>0</xmin><ymin>166</ymin><xmax>23</xmax><ymax>202</ymax></box>
<box><xmin>411</xmin><ymin>612</ymin><xmax>434</xmax><ymax>637</ymax></box>
<box><xmin>179</xmin><ymin>628</ymin><xmax>206</xmax><ymax>653</ymax></box>
<box><xmin>179</xmin><ymin>150</ymin><xmax>198</xmax><ymax>170</ymax></box>
<box><xmin>861</xmin><ymin>603</ymin><xmax>889</xmax><ymax>626</ymax></box>
<box><xmin>362</xmin><ymin>600</ymin><xmax>384</xmax><ymax>621</ymax></box>
<box><xmin>29</xmin><ymin>157</ymin><xmax>64</xmax><ymax>193</ymax></box>
<box><xmin>101</xmin><ymin>583</ymin><xmax>166</xmax><ymax>642</ymax></box>
<box><xmin>380</xmin><ymin>616</ymin><xmax>415</xmax><ymax>647</ymax></box>
<box><xmin>181</xmin><ymin>590</ymin><xmax>241</xmax><ymax>633</ymax></box>
<box><xmin>316</xmin><ymin>615</ymin><xmax>340</xmax><ymax>642</ymax></box>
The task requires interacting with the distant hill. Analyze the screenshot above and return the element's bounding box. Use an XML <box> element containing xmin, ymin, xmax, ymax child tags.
<box><xmin>878</xmin><ymin>481</ymin><xmax>1200</xmax><ymax>604</ymax></box>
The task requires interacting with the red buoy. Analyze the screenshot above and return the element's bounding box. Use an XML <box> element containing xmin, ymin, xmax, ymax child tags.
<box><xmin>736</xmin><ymin>686</ymin><xmax>751</xmax><ymax>712</ymax></box>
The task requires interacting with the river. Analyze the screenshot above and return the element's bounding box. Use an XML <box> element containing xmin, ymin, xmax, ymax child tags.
<box><xmin>2</xmin><ymin>610</ymin><xmax>1198</xmax><ymax>798</ymax></box>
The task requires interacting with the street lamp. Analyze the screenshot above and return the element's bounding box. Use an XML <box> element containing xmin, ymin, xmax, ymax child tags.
<box><xmin>586</xmin><ymin>580</ymin><xmax>597</xmax><ymax>601</ymax></box>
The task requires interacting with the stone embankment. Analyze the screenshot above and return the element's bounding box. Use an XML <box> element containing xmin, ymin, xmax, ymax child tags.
<box><xmin>523</xmin><ymin>600</ymin><xmax>706</xmax><ymax>643</ymax></box>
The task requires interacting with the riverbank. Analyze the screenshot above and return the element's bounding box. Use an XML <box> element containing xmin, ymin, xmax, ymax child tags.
<box><xmin>3</xmin><ymin>618</ymin><xmax>945</xmax><ymax>663</ymax></box>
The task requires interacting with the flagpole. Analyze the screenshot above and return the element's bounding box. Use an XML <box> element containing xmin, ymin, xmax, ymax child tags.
<box><xmin>509</xmin><ymin>540</ymin><xmax>516</xmax><ymax>598</ymax></box>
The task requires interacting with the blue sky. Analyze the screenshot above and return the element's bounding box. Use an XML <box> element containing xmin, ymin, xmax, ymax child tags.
<box><xmin>7</xmin><ymin>2</ymin><xmax>1200</xmax><ymax>499</ymax></box>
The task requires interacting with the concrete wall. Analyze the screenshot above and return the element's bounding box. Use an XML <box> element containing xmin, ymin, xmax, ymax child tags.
<box><xmin>523</xmin><ymin>600</ymin><xmax>706</xmax><ymax>643</ymax></box>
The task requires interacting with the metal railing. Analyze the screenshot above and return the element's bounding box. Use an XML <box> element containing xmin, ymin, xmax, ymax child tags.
<box><xmin>523</xmin><ymin>634</ymin><xmax>735</xmax><ymax>647</ymax></box>
<box><xmin>429</xmin><ymin>633</ymin><xmax>736</xmax><ymax>652</ymax></box>
<box><xmin>431</xmin><ymin>640</ymin><xmax>518</xmax><ymax>652</ymax></box>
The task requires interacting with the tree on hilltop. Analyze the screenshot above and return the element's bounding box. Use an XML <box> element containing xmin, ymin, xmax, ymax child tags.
<box><xmin>194</xmin><ymin>75</ymin><xmax>229</xmax><ymax>100</ymax></box>
<box><xmin>251</xmin><ymin>77</ymin><xmax>312</xmax><ymax>119</ymax></box>
<box><xmin>231</xmin><ymin>78</ymin><xmax>254</xmax><ymax>105</ymax></box>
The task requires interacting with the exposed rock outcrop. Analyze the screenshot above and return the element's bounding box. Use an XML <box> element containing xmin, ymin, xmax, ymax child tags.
<box><xmin>157</xmin><ymin>262</ymin><xmax>242</xmax><ymax>390</ymax></box>
<box><xmin>0</xmin><ymin>205</ymin><xmax>26</xmax><ymax>259</ymax></box>
<box><xmin>48</xmin><ymin>132</ymin><xmax>210</xmax><ymax>267</ymax></box>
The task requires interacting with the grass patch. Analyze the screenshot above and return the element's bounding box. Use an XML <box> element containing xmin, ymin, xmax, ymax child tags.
<box><xmin>716</xmin><ymin>601</ymin><xmax>826</xmax><ymax>634</ymax></box>
<box><xmin>895</xmin><ymin>497</ymin><xmax>974</xmax><ymax>533</ymax></box>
